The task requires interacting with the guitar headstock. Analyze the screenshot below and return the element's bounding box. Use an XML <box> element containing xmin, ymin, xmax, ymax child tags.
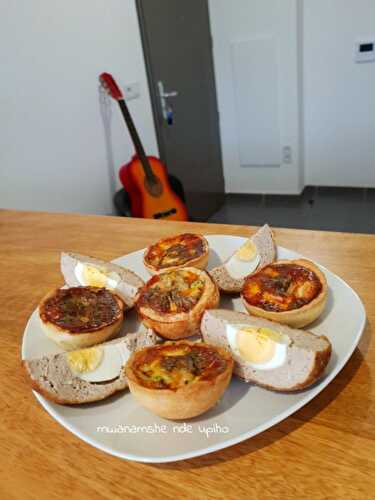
<box><xmin>99</xmin><ymin>72</ymin><xmax>123</xmax><ymax>101</ymax></box>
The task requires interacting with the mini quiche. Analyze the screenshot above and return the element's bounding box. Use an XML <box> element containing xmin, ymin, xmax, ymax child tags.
<box><xmin>143</xmin><ymin>233</ymin><xmax>209</xmax><ymax>274</ymax></box>
<box><xmin>125</xmin><ymin>341</ymin><xmax>233</xmax><ymax>419</ymax></box>
<box><xmin>136</xmin><ymin>267</ymin><xmax>219</xmax><ymax>339</ymax></box>
<box><xmin>241</xmin><ymin>259</ymin><xmax>327</xmax><ymax>328</ymax></box>
<box><xmin>39</xmin><ymin>286</ymin><xmax>124</xmax><ymax>350</ymax></box>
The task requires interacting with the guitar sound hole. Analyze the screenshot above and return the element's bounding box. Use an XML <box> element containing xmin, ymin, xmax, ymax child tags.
<box><xmin>144</xmin><ymin>176</ymin><xmax>163</xmax><ymax>197</ymax></box>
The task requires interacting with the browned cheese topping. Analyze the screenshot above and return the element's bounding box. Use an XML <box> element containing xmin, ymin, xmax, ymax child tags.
<box><xmin>132</xmin><ymin>342</ymin><xmax>229</xmax><ymax>390</ymax></box>
<box><xmin>145</xmin><ymin>233</ymin><xmax>205</xmax><ymax>269</ymax></box>
<box><xmin>137</xmin><ymin>270</ymin><xmax>205</xmax><ymax>314</ymax></box>
<box><xmin>40</xmin><ymin>287</ymin><xmax>122</xmax><ymax>333</ymax></box>
<box><xmin>243</xmin><ymin>263</ymin><xmax>322</xmax><ymax>312</ymax></box>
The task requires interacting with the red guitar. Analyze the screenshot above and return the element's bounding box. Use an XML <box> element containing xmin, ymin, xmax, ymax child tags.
<box><xmin>99</xmin><ymin>72</ymin><xmax>188</xmax><ymax>221</ymax></box>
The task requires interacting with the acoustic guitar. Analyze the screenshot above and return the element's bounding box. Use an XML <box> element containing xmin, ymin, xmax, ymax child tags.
<box><xmin>99</xmin><ymin>72</ymin><xmax>188</xmax><ymax>221</ymax></box>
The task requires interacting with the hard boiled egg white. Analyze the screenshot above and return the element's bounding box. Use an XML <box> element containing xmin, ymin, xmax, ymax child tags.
<box><xmin>74</xmin><ymin>262</ymin><xmax>119</xmax><ymax>289</ymax></box>
<box><xmin>226</xmin><ymin>324</ymin><xmax>290</xmax><ymax>370</ymax></box>
<box><xmin>224</xmin><ymin>240</ymin><xmax>260</xmax><ymax>279</ymax></box>
<box><xmin>67</xmin><ymin>343</ymin><xmax>131</xmax><ymax>382</ymax></box>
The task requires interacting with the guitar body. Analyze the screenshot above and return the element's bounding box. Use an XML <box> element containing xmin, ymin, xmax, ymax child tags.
<box><xmin>99</xmin><ymin>73</ymin><xmax>188</xmax><ymax>221</ymax></box>
<box><xmin>120</xmin><ymin>155</ymin><xmax>188</xmax><ymax>221</ymax></box>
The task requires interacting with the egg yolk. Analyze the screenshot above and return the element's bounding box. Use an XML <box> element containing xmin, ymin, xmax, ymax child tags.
<box><xmin>67</xmin><ymin>346</ymin><xmax>103</xmax><ymax>374</ymax></box>
<box><xmin>82</xmin><ymin>265</ymin><xmax>109</xmax><ymax>288</ymax></box>
<box><xmin>235</xmin><ymin>240</ymin><xmax>258</xmax><ymax>261</ymax></box>
<box><xmin>237</xmin><ymin>329</ymin><xmax>275</xmax><ymax>364</ymax></box>
<box><xmin>237</xmin><ymin>327</ymin><xmax>286</xmax><ymax>364</ymax></box>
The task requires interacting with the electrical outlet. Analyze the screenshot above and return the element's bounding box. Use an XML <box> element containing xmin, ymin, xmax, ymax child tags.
<box><xmin>123</xmin><ymin>82</ymin><xmax>140</xmax><ymax>101</ymax></box>
<box><xmin>282</xmin><ymin>146</ymin><xmax>292</xmax><ymax>164</ymax></box>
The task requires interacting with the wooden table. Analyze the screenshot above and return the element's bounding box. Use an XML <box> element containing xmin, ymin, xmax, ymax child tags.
<box><xmin>1</xmin><ymin>209</ymin><xmax>374</xmax><ymax>499</ymax></box>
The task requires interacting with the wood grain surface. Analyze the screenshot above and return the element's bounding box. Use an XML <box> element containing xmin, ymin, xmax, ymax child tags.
<box><xmin>0</xmin><ymin>209</ymin><xmax>374</xmax><ymax>500</ymax></box>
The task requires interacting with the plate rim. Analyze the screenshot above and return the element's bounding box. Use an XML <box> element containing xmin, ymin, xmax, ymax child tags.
<box><xmin>23</xmin><ymin>235</ymin><xmax>367</xmax><ymax>463</ymax></box>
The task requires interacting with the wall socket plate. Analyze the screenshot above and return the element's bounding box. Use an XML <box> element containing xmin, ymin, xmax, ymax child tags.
<box><xmin>123</xmin><ymin>82</ymin><xmax>140</xmax><ymax>101</ymax></box>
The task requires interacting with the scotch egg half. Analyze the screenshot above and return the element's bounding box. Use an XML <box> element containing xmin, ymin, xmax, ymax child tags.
<box><xmin>224</xmin><ymin>240</ymin><xmax>260</xmax><ymax>279</ymax></box>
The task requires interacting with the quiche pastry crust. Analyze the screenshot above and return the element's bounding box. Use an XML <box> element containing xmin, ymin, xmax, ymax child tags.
<box><xmin>125</xmin><ymin>340</ymin><xmax>233</xmax><ymax>419</ymax></box>
<box><xmin>39</xmin><ymin>286</ymin><xmax>124</xmax><ymax>350</ymax></box>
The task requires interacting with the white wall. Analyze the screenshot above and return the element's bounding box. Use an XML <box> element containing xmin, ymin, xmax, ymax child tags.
<box><xmin>0</xmin><ymin>0</ymin><xmax>158</xmax><ymax>214</ymax></box>
<box><xmin>4</xmin><ymin>1</ymin><xmax>373</xmax><ymax>210</ymax></box>
<box><xmin>209</xmin><ymin>0</ymin><xmax>303</xmax><ymax>195</ymax></box>
<box><xmin>304</xmin><ymin>0</ymin><xmax>375</xmax><ymax>187</ymax></box>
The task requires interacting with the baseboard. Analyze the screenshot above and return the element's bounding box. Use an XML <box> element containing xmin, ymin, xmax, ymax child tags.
<box><xmin>225</xmin><ymin>187</ymin><xmax>304</xmax><ymax>196</ymax></box>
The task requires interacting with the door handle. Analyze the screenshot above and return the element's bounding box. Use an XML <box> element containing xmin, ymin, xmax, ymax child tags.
<box><xmin>160</xmin><ymin>90</ymin><xmax>178</xmax><ymax>98</ymax></box>
<box><xmin>158</xmin><ymin>81</ymin><xmax>178</xmax><ymax>125</ymax></box>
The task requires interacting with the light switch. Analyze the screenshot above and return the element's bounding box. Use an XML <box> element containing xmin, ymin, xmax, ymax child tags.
<box><xmin>355</xmin><ymin>40</ymin><xmax>375</xmax><ymax>63</ymax></box>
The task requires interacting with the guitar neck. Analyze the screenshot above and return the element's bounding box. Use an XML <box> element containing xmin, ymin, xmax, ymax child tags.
<box><xmin>117</xmin><ymin>99</ymin><xmax>156</xmax><ymax>183</ymax></box>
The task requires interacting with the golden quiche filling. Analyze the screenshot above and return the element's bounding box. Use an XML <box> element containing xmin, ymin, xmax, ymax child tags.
<box><xmin>137</xmin><ymin>269</ymin><xmax>205</xmax><ymax>314</ymax></box>
<box><xmin>145</xmin><ymin>233</ymin><xmax>205</xmax><ymax>269</ymax></box>
<box><xmin>40</xmin><ymin>287</ymin><xmax>122</xmax><ymax>333</ymax></box>
<box><xmin>131</xmin><ymin>342</ymin><xmax>229</xmax><ymax>390</ymax></box>
<box><xmin>243</xmin><ymin>263</ymin><xmax>322</xmax><ymax>312</ymax></box>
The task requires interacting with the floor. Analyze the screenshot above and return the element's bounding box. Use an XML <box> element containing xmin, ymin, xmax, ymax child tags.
<box><xmin>208</xmin><ymin>186</ymin><xmax>375</xmax><ymax>234</ymax></box>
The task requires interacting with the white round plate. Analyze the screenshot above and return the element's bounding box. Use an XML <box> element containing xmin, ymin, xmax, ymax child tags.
<box><xmin>22</xmin><ymin>235</ymin><xmax>366</xmax><ymax>463</ymax></box>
